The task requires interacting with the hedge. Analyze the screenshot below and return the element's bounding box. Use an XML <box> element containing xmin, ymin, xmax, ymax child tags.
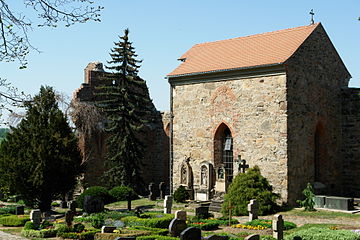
<box><xmin>94</xmin><ymin>230</ymin><xmax>151</xmax><ymax>240</ymax></box>
<box><xmin>122</xmin><ymin>214</ymin><xmax>174</xmax><ymax>229</ymax></box>
<box><xmin>137</xmin><ymin>235</ymin><xmax>179</xmax><ymax>240</ymax></box>
<box><xmin>21</xmin><ymin>229</ymin><xmax>57</xmax><ymax>238</ymax></box>
<box><xmin>188</xmin><ymin>222</ymin><xmax>219</xmax><ymax>230</ymax></box>
<box><xmin>129</xmin><ymin>226</ymin><xmax>168</xmax><ymax>236</ymax></box>
<box><xmin>57</xmin><ymin>229</ymin><xmax>100</xmax><ymax>240</ymax></box>
<box><xmin>285</xmin><ymin>227</ymin><xmax>360</xmax><ymax>240</ymax></box>
<box><xmin>0</xmin><ymin>215</ymin><xmax>29</xmax><ymax>226</ymax></box>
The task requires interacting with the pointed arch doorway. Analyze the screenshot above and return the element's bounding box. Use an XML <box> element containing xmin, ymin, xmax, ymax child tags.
<box><xmin>214</xmin><ymin>123</ymin><xmax>234</xmax><ymax>191</ymax></box>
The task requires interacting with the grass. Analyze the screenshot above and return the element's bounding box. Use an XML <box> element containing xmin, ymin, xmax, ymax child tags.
<box><xmin>284</xmin><ymin>223</ymin><xmax>342</xmax><ymax>235</ymax></box>
<box><xmin>279</xmin><ymin>208</ymin><xmax>360</xmax><ymax>219</ymax></box>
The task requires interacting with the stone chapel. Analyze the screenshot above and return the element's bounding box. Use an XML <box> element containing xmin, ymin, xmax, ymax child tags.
<box><xmin>167</xmin><ymin>23</ymin><xmax>360</xmax><ymax>205</ymax></box>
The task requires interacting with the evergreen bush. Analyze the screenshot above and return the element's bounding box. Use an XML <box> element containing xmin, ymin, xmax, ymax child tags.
<box><xmin>76</xmin><ymin>186</ymin><xmax>112</xmax><ymax>209</ymax></box>
<box><xmin>221</xmin><ymin>166</ymin><xmax>279</xmax><ymax>216</ymax></box>
<box><xmin>109</xmin><ymin>185</ymin><xmax>138</xmax><ymax>201</ymax></box>
<box><xmin>23</xmin><ymin>221</ymin><xmax>37</xmax><ymax>230</ymax></box>
<box><xmin>173</xmin><ymin>186</ymin><xmax>189</xmax><ymax>203</ymax></box>
<box><xmin>21</xmin><ymin>229</ymin><xmax>57</xmax><ymax>238</ymax></box>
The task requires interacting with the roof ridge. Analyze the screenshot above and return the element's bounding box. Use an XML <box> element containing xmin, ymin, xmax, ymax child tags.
<box><xmin>193</xmin><ymin>23</ymin><xmax>320</xmax><ymax>48</ymax></box>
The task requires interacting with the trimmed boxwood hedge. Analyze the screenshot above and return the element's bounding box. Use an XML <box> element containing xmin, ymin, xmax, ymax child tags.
<box><xmin>21</xmin><ymin>229</ymin><xmax>57</xmax><ymax>238</ymax></box>
<box><xmin>122</xmin><ymin>213</ymin><xmax>174</xmax><ymax>229</ymax></box>
<box><xmin>137</xmin><ymin>235</ymin><xmax>179</xmax><ymax>240</ymax></box>
<box><xmin>0</xmin><ymin>215</ymin><xmax>29</xmax><ymax>226</ymax></box>
<box><xmin>129</xmin><ymin>226</ymin><xmax>168</xmax><ymax>236</ymax></box>
<box><xmin>94</xmin><ymin>230</ymin><xmax>151</xmax><ymax>240</ymax></box>
<box><xmin>57</xmin><ymin>229</ymin><xmax>100</xmax><ymax>240</ymax></box>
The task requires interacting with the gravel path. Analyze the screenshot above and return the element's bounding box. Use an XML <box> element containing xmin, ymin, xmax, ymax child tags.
<box><xmin>0</xmin><ymin>231</ymin><xmax>27</xmax><ymax>240</ymax></box>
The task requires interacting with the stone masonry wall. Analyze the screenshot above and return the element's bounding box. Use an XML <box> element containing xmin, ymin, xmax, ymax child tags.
<box><xmin>171</xmin><ymin>72</ymin><xmax>289</xmax><ymax>201</ymax></box>
<box><xmin>285</xmin><ymin>24</ymin><xmax>350</xmax><ymax>204</ymax></box>
<box><xmin>341</xmin><ymin>88</ymin><xmax>360</xmax><ymax>197</ymax></box>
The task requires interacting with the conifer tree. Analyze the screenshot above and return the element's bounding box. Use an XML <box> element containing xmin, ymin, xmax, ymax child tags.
<box><xmin>0</xmin><ymin>86</ymin><xmax>82</xmax><ymax>211</ymax></box>
<box><xmin>97</xmin><ymin>29</ymin><xmax>153</xmax><ymax>192</ymax></box>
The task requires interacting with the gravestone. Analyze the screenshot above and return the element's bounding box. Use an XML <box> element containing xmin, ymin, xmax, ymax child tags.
<box><xmin>245</xmin><ymin>234</ymin><xmax>260</xmax><ymax>240</ymax></box>
<box><xmin>175</xmin><ymin>210</ymin><xmax>187</xmax><ymax>221</ymax></box>
<box><xmin>164</xmin><ymin>195</ymin><xmax>173</xmax><ymax>214</ymax></box>
<box><xmin>209</xmin><ymin>200</ymin><xmax>223</xmax><ymax>212</ymax></box>
<box><xmin>61</xmin><ymin>200</ymin><xmax>67</xmax><ymax>208</ymax></box>
<box><xmin>272</xmin><ymin>214</ymin><xmax>284</xmax><ymax>240</ymax></box>
<box><xmin>68</xmin><ymin>200</ymin><xmax>77</xmax><ymax>212</ymax></box>
<box><xmin>180</xmin><ymin>227</ymin><xmax>201</xmax><ymax>240</ymax></box>
<box><xmin>30</xmin><ymin>209</ymin><xmax>41</xmax><ymax>226</ymax></box>
<box><xmin>247</xmin><ymin>199</ymin><xmax>259</xmax><ymax>221</ymax></box>
<box><xmin>159</xmin><ymin>182</ymin><xmax>166</xmax><ymax>199</ymax></box>
<box><xmin>205</xmin><ymin>235</ymin><xmax>230</xmax><ymax>240</ymax></box>
<box><xmin>195</xmin><ymin>206</ymin><xmax>209</xmax><ymax>219</ymax></box>
<box><xmin>65</xmin><ymin>210</ymin><xmax>75</xmax><ymax>227</ymax></box>
<box><xmin>84</xmin><ymin>195</ymin><xmax>104</xmax><ymax>213</ymax></box>
<box><xmin>169</xmin><ymin>218</ymin><xmax>187</xmax><ymax>237</ymax></box>
<box><xmin>15</xmin><ymin>206</ymin><xmax>24</xmax><ymax>215</ymax></box>
<box><xmin>148</xmin><ymin>183</ymin><xmax>156</xmax><ymax>200</ymax></box>
<box><xmin>113</xmin><ymin>237</ymin><xmax>136</xmax><ymax>240</ymax></box>
<box><xmin>101</xmin><ymin>226</ymin><xmax>116</xmax><ymax>233</ymax></box>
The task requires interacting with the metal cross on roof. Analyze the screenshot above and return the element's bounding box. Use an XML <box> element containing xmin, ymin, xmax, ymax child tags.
<box><xmin>309</xmin><ymin>9</ymin><xmax>315</xmax><ymax>25</ymax></box>
<box><xmin>237</xmin><ymin>155</ymin><xmax>249</xmax><ymax>173</ymax></box>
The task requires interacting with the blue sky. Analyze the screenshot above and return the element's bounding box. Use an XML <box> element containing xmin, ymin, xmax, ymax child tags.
<box><xmin>0</xmin><ymin>0</ymin><xmax>359</xmax><ymax>117</ymax></box>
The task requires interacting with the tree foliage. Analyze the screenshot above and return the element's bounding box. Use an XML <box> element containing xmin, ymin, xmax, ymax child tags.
<box><xmin>96</xmin><ymin>28</ymin><xmax>154</xmax><ymax>192</ymax></box>
<box><xmin>297</xmin><ymin>183</ymin><xmax>315</xmax><ymax>211</ymax></box>
<box><xmin>0</xmin><ymin>86</ymin><xmax>82</xmax><ymax>211</ymax></box>
<box><xmin>222</xmin><ymin>166</ymin><xmax>279</xmax><ymax>216</ymax></box>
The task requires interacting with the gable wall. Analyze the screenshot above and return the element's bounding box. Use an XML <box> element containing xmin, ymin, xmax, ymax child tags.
<box><xmin>170</xmin><ymin>71</ymin><xmax>289</xmax><ymax>201</ymax></box>
<box><xmin>285</xmin><ymin>24</ymin><xmax>350</xmax><ymax>204</ymax></box>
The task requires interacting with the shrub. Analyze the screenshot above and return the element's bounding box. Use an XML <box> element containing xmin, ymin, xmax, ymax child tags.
<box><xmin>109</xmin><ymin>186</ymin><xmax>138</xmax><ymax>201</ymax></box>
<box><xmin>0</xmin><ymin>205</ymin><xmax>16</xmax><ymax>215</ymax></box>
<box><xmin>129</xmin><ymin>226</ymin><xmax>168</xmax><ymax>235</ymax></box>
<box><xmin>57</xmin><ymin>229</ymin><xmax>100</xmax><ymax>240</ymax></box>
<box><xmin>55</xmin><ymin>223</ymin><xmax>72</xmax><ymax>233</ymax></box>
<box><xmin>189</xmin><ymin>221</ymin><xmax>219</xmax><ymax>230</ymax></box>
<box><xmin>76</xmin><ymin>186</ymin><xmax>112</xmax><ymax>209</ymax></box>
<box><xmin>173</xmin><ymin>186</ymin><xmax>189</xmax><ymax>203</ymax></box>
<box><xmin>21</xmin><ymin>229</ymin><xmax>57</xmax><ymax>238</ymax></box>
<box><xmin>222</xmin><ymin>166</ymin><xmax>279</xmax><ymax>216</ymax></box>
<box><xmin>0</xmin><ymin>215</ymin><xmax>29</xmax><ymax>226</ymax></box>
<box><xmin>285</xmin><ymin>227</ymin><xmax>360</xmax><ymax>240</ymax></box>
<box><xmin>73</xmin><ymin>223</ymin><xmax>86</xmax><ymax>233</ymax></box>
<box><xmin>122</xmin><ymin>214</ymin><xmax>174</xmax><ymax>229</ymax></box>
<box><xmin>24</xmin><ymin>221</ymin><xmax>38</xmax><ymax>230</ymax></box>
<box><xmin>91</xmin><ymin>214</ymin><xmax>105</xmax><ymax>229</ymax></box>
<box><xmin>137</xmin><ymin>235</ymin><xmax>179</xmax><ymax>240</ymax></box>
<box><xmin>94</xmin><ymin>230</ymin><xmax>151</xmax><ymax>239</ymax></box>
<box><xmin>297</xmin><ymin>183</ymin><xmax>315</xmax><ymax>211</ymax></box>
<box><xmin>40</xmin><ymin>220</ymin><xmax>53</xmax><ymax>229</ymax></box>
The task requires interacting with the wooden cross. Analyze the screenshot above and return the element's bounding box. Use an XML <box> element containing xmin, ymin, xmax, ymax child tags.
<box><xmin>309</xmin><ymin>9</ymin><xmax>315</xmax><ymax>25</ymax></box>
<box><xmin>238</xmin><ymin>155</ymin><xmax>249</xmax><ymax>173</ymax></box>
<box><xmin>227</xmin><ymin>201</ymin><xmax>234</xmax><ymax>226</ymax></box>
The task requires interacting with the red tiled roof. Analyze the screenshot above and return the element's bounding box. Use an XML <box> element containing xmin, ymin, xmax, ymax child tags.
<box><xmin>167</xmin><ymin>23</ymin><xmax>320</xmax><ymax>77</ymax></box>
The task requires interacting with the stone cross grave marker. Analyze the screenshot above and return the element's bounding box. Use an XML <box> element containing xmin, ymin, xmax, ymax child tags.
<box><xmin>164</xmin><ymin>195</ymin><xmax>173</xmax><ymax>214</ymax></box>
<box><xmin>238</xmin><ymin>155</ymin><xmax>249</xmax><ymax>173</ymax></box>
<box><xmin>180</xmin><ymin>227</ymin><xmax>202</xmax><ymax>240</ymax></box>
<box><xmin>169</xmin><ymin>218</ymin><xmax>187</xmax><ymax>237</ymax></box>
<box><xmin>175</xmin><ymin>210</ymin><xmax>187</xmax><ymax>221</ymax></box>
<box><xmin>30</xmin><ymin>209</ymin><xmax>41</xmax><ymax>226</ymax></box>
<box><xmin>15</xmin><ymin>206</ymin><xmax>24</xmax><ymax>215</ymax></box>
<box><xmin>247</xmin><ymin>199</ymin><xmax>259</xmax><ymax>221</ymax></box>
<box><xmin>245</xmin><ymin>234</ymin><xmax>260</xmax><ymax>240</ymax></box>
<box><xmin>159</xmin><ymin>182</ymin><xmax>166</xmax><ymax>199</ymax></box>
<box><xmin>148</xmin><ymin>182</ymin><xmax>157</xmax><ymax>200</ymax></box>
<box><xmin>272</xmin><ymin>214</ymin><xmax>284</xmax><ymax>240</ymax></box>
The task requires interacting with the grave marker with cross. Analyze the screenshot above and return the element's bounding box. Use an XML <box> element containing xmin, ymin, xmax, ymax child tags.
<box><xmin>238</xmin><ymin>155</ymin><xmax>249</xmax><ymax>173</ymax></box>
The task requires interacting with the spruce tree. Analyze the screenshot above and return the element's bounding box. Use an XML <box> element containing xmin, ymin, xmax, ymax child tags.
<box><xmin>97</xmin><ymin>29</ymin><xmax>153</xmax><ymax>192</ymax></box>
<box><xmin>0</xmin><ymin>86</ymin><xmax>82</xmax><ymax>211</ymax></box>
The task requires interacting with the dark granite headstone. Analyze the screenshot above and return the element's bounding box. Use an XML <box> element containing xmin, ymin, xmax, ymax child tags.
<box><xmin>159</xmin><ymin>182</ymin><xmax>166</xmax><ymax>199</ymax></box>
<box><xmin>245</xmin><ymin>234</ymin><xmax>260</xmax><ymax>240</ymax></box>
<box><xmin>15</xmin><ymin>206</ymin><xmax>24</xmax><ymax>215</ymax></box>
<box><xmin>148</xmin><ymin>182</ymin><xmax>157</xmax><ymax>200</ymax></box>
<box><xmin>205</xmin><ymin>234</ymin><xmax>230</xmax><ymax>240</ymax></box>
<box><xmin>101</xmin><ymin>226</ymin><xmax>116</xmax><ymax>233</ymax></box>
<box><xmin>195</xmin><ymin>206</ymin><xmax>209</xmax><ymax>219</ymax></box>
<box><xmin>180</xmin><ymin>227</ymin><xmax>201</xmax><ymax>240</ymax></box>
<box><xmin>83</xmin><ymin>195</ymin><xmax>104</xmax><ymax>213</ymax></box>
<box><xmin>169</xmin><ymin>218</ymin><xmax>187</xmax><ymax>237</ymax></box>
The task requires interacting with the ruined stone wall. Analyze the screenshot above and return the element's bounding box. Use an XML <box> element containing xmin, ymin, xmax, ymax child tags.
<box><xmin>73</xmin><ymin>62</ymin><xmax>170</xmax><ymax>191</ymax></box>
<box><xmin>285</xmin><ymin>24</ymin><xmax>350</xmax><ymax>204</ymax></box>
<box><xmin>341</xmin><ymin>88</ymin><xmax>360</xmax><ymax>197</ymax></box>
<box><xmin>170</xmin><ymin>71</ymin><xmax>289</xmax><ymax>201</ymax></box>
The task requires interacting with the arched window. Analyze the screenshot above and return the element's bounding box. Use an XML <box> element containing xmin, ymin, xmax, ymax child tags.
<box><xmin>222</xmin><ymin>128</ymin><xmax>233</xmax><ymax>183</ymax></box>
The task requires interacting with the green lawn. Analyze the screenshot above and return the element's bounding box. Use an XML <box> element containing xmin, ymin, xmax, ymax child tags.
<box><xmin>280</xmin><ymin>208</ymin><xmax>360</xmax><ymax>219</ymax></box>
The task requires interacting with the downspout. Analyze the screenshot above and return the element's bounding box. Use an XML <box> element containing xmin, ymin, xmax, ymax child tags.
<box><xmin>169</xmin><ymin>79</ymin><xmax>174</xmax><ymax>194</ymax></box>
